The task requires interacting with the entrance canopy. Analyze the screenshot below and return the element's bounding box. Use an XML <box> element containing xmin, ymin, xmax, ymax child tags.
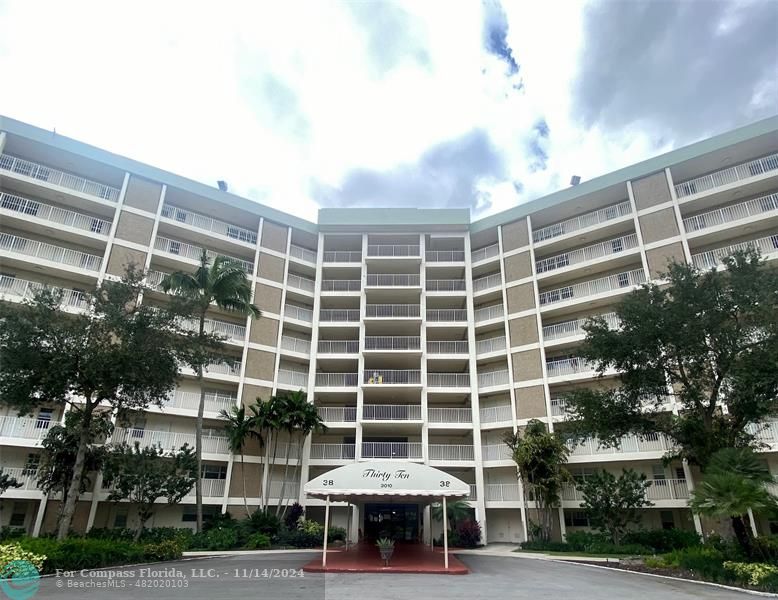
<box><xmin>304</xmin><ymin>461</ymin><xmax>470</xmax><ymax>502</ymax></box>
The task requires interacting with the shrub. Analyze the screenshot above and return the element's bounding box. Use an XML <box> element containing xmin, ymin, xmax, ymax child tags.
<box><xmin>190</xmin><ymin>527</ymin><xmax>238</xmax><ymax>551</ymax></box>
<box><xmin>519</xmin><ymin>540</ymin><xmax>571</xmax><ymax>552</ymax></box>
<box><xmin>327</xmin><ymin>527</ymin><xmax>347</xmax><ymax>543</ymax></box>
<box><xmin>87</xmin><ymin>527</ymin><xmax>194</xmax><ymax>548</ymax></box>
<box><xmin>724</xmin><ymin>561</ymin><xmax>778</xmax><ymax>588</ymax></box>
<box><xmin>0</xmin><ymin>527</ymin><xmax>27</xmax><ymax>542</ymax></box>
<box><xmin>248</xmin><ymin>511</ymin><xmax>282</xmax><ymax>537</ymax></box>
<box><xmin>456</xmin><ymin>520</ymin><xmax>482</xmax><ymax>548</ymax></box>
<box><xmin>244</xmin><ymin>533</ymin><xmax>271</xmax><ymax>550</ymax></box>
<box><xmin>298</xmin><ymin>518</ymin><xmax>323</xmax><ymax>536</ymax></box>
<box><xmin>663</xmin><ymin>547</ymin><xmax>729</xmax><ymax>582</ymax></box>
<box><xmin>143</xmin><ymin>540</ymin><xmax>183</xmax><ymax>561</ymax></box>
<box><xmin>565</xmin><ymin>531</ymin><xmax>608</xmax><ymax>552</ymax></box>
<box><xmin>751</xmin><ymin>535</ymin><xmax>778</xmax><ymax>565</ymax></box>
<box><xmin>16</xmin><ymin>537</ymin><xmax>147</xmax><ymax>574</ymax></box>
<box><xmin>622</xmin><ymin>529</ymin><xmax>701</xmax><ymax>553</ymax></box>
<box><xmin>275</xmin><ymin>528</ymin><xmax>321</xmax><ymax>548</ymax></box>
<box><xmin>0</xmin><ymin>542</ymin><xmax>47</xmax><ymax>574</ymax></box>
<box><xmin>285</xmin><ymin>503</ymin><xmax>305</xmax><ymax>530</ymax></box>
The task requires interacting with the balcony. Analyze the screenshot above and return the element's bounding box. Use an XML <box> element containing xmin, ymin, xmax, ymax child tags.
<box><xmin>473</xmin><ymin>273</ymin><xmax>502</xmax><ymax>292</ymax></box>
<box><xmin>683</xmin><ymin>193</ymin><xmax>778</xmax><ymax>233</ymax></box>
<box><xmin>543</xmin><ymin>312</ymin><xmax>620</xmax><ymax>342</ymax></box>
<box><xmin>691</xmin><ymin>234</ymin><xmax>778</xmax><ymax>269</ymax></box>
<box><xmin>0</xmin><ymin>415</ymin><xmax>52</xmax><ymax>441</ymax></box>
<box><xmin>747</xmin><ymin>421</ymin><xmax>778</xmax><ymax>447</ymax></box>
<box><xmin>113</xmin><ymin>427</ymin><xmax>230</xmax><ymax>455</ymax></box>
<box><xmin>161</xmin><ymin>204</ymin><xmax>257</xmax><ymax>244</ymax></box>
<box><xmin>0</xmin><ymin>468</ymin><xmax>40</xmax><ymax>492</ymax></box>
<box><xmin>562</xmin><ymin>478</ymin><xmax>689</xmax><ymax>502</ymax></box>
<box><xmin>474</xmin><ymin>304</ymin><xmax>504</xmax><ymax>323</ymax></box>
<box><xmin>362</xmin><ymin>441</ymin><xmax>422</xmax><ymax>459</ymax></box>
<box><xmin>280</xmin><ymin>335</ymin><xmax>312</xmax><ymax>354</ymax></box>
<box><xmin>428</xmin><ymin>407</ymin><xmax>472</xmax><ymax>424</ymax></box>
<box><xmin>287</xmin><ymin>273</ymin><xmax>316</xmax><ymax>293</ymax></box>
<box><xmin>320</xmin><ymin>308</ymin><xmax>360</xmax><ymax>322</ymax></box>
<box><xmin>290</xmin><ymin>244</ymin><xmax>317</xmax><ymax>263</ymax></box>
<box><xmin>277</xmin><ymin>369</ymin><xmax>309</xmax><ymax>388</ymax></box>
<box><xmin>309</xmin><ymin>443</ymin><xmax>356</xmax><ymax>460</ymax></box>
<box><xmin>154</xmin><ymin>236</ymin><xmax>253</xmax><ymax>272</ymax></box>
<box><xmin>426</xmin><ymin>279</ymin><xmax>466</xmax><ymax>292</ymax></box>
<box><xmin>162</xmin><ymin>390</ymin><xmax>236</xmax><ymax>414</ymax></box>
<box><xmin>485</xmin><ymin>483</ymin><xmax>521</xmax><ymax>501</ymax></box>
<box><xmin>185</xmin><ymin>478</ymin><xmax>226</xmax><ymax>498</ymax></box>
<box><xmin>316</xmin><ymin>372</ymin><xmax>359</xmax><ymax>387</ymax></box>
<box><xmin>427</xmin><ymin>340</ymin><xmax>468</xmax><ymax>354</ymax></box>
<box><xmin>367</xmin><ymin>244</ymin><xmax>420</xmax><ymax>257</ymax></box>
<box><xmin>366</xmin><ymin>304</ymin><xmax>420</xmax><ymax>318</ymax></box>
<box><xmin>482</xmin><ymin>444</ymin><xmax>512</xmax><ymax>462</ymax></box>
<box><xmin>203</xmin><ymin>358</ymin><xmax>242</xmax><ymax>377</ymax></box>
<box><xmin>539</xmin><ymin>269</ymin><xmax>646</xmax><ymax>307</ymax></box>
<box><xmin>429</xmin><ymin>444</ymin><xmax>474</xmax><ymax>461</ymax></box>
<box><xmin>426</xmin><ymin>308</ymin><xmax>467</xmax><ymax>322</ymax></box>
<box><xmin>317</xmin><ymin>340</ymin><xmax>359</xmax><ymax>354</ymax></box>
<box><xmin>0</xmin><ymin>232</ymin><xmax>102</xmax><ymax>271</ymax></box>
<box><xmin>550</xmin><ymin>397</ymin><xmax>567</xmax><ymax>417</ymax></box>
<box><xmin>471</xmin><ymin>243</ymin><xmax>500</xmax><ymax>263</ymax></box>
<box><xmin>533</xmin><ymin>200</ymin><xmax>632</xmax><ymax>243</ymax></box>
<box><xmin>179</xmin><ymin>316</ymin><xmax>246</xmax><ymax>342</ymax></box>
<box><xmin>265</xmin><ymin>480</ymin><xmax>300</xmax><ymax>499</ymax></box>
<box><xmin>546</xmin><ymin>356</ymin><xmax>596</xmax><ymax>378</ymax></box>
<box><xmin>566</xmin><ymin>433</ymin><xmax>672</xmax><ymax>457</ymax></box>
<box><xmin>317</xmin><ymin>406</ymin><xmax>357</xmax><ymax>422</ymax></box>
<box><xmin>468</xmin><ymin>484</ymin><xmax>478</xmax><ymax>500</ymax></box>
<box><xmin>426</xmin><ymin>250</ymin><xmax>465</xmax><ymax>262</ymax></box>
<box><xmin>479</xmin><ymin>404</ymin><xmax>513</xmax><ymax>424</ymax></box>
<box><xmin>0</xmin><ymin>191</ymin><xmax>111</xmax><ymax>235</ymax></box>
<box><xmin>674</xmin><ymin>152</ymin><xmax>778</xmax><ymax>199</ymax></box>
<box><xmin>536</xmin><ymin>234</ymin><xmax>639</xmax><ymax>275</ymax></box>
<box><xmin>323</xmin><ymin>251</ymin><xmax>361</xmax><ymax>263</ymax></box>
<box><xmin>0</xmin><ymin>153</ymin><xmax>121</xmax><ymax>202</ymax></box>
<box><xmin>363</xmin><ymin>370</ymin><xmax>421</xmax><ymax>385</ymax></box>
<box><xmin>362</xmin><ymin>404</ymin><xmax>422</xmax><ymax>421</ymax></box>
<box><xmin>427</xmin><ymin>373</ymin><xmax>470</xmax><ymax>388</ymax></box>
<box><xmin>476</xmin><ymin>336</ymin><xmax>506</xmax><ymax>355</ymax></box>
<box><xmin>478</xmin><ymin>370</ymin><xmax>510</xmax><ymax>389</ymax></box>
<box><xmin>321</xmin><ymin>279</ymin><xmax>360</xmax><ymax>292</ymax></box>
<box><xmin>365</xmin><ymin>336</ymin><xmax>420</xmax><ymax>351</ymax></box>
<box><xmin>285</xmin><ymin>304</ymin><xmax>313</xmax><ymax>322</ymax></box>
<box><xmin>366</xmin><ymin>274</ymin><xmax>420</xmax><ymax>287</ymax></box>
<box><xmin>0</xmin><ymin>275</ymin><xmax>88</xmax><ymax>310</ymax></box>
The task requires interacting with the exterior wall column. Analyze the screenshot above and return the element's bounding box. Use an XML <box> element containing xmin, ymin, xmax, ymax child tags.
<box><xmin>0</xmin><ymin>131</ymin><xmax>7</xmax><ymax>154</ymax></box>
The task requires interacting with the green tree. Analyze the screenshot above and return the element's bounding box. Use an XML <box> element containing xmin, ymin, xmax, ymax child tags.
<box><xmin>103</xmin><ymin>442</ymin><xmax>197</xmax><ymax>541</ymax></box>
<box><xmin>162</xmin><ymin>250</ymin><xmax>260</xmax><ymax>533</ymax></box>
<box><xmin>431</xmin><ymin>500</ymin><xmax>472</xmax><ymax>529</ymax></box>
<box><xmin>220</xmin><ymin>405</ymin><xmax>260</xmax><ymax>517</ymax></box>
<box><xmin>504</xmin><ymin>420</ymin><xmax>571</xmax><ymax>542</ymax></box>
<box><xmin>562</xmin><ymin>250</ymin><xmax>778</xmax><ymax>469</ymax></box>
<box><xmin>0</xmin><ymin>268</ymin><xmax>185</xmax><ymax>540</ymax></box>
<box><xmin>690</xmin><ymin>448</ymin><xmax>777</xmax><ymax>557</ymax></box>
<box><xmin>578</xmin><ymin>469</ymin><xmax>653</xmax><ymax>544</ymax></box>
<box><xmin>0</xmin><ymin>470</ymin><xmax>22</xmax><ymax>495</ymax></box>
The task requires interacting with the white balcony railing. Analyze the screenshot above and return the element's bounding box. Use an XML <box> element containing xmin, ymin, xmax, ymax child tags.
<box><xmin>482</xmin><ymin>444</ymin><xmax>513</xmax><ymax>462</ymax></box>
<box><xmin>309</xmin><ymin>443</ymin><xmax>356</xmax><ymax>460</ymax></box>
<box><xmin>317</xmin><ymin>406</ymin><xmax>357</xmax><ymax>422</ymax></box>
<box><xmin>427</xmin><ymin>373</ymin><xmax>470</xmax><ymax>387</ymax></box>
<box><xmin>485</xmin><ymin>483</ymin><xmax>521</xmax><ymax>501</ymax></box>
<box><xmin>533</xmin><ymin>200</ymin><xmax>632</xmax><ymax>243</ymax></box>
<box><xmin>536</xmin><ymin>234</ymin><xmax>639</xmax><ymax>274</ymax></box>
<box><xmin>285</xmin><ymin>304</ymin><xmax>313</xmax><ymax>322</ymax></box>
<box><xmin>362</xmin><ymin>404</ymin><xmax>422</xmax><ymax>420</ymax></box>
<box><xmin>266</xmin><ymin>480</ymin><xmax>300</xmax><ymax>499</ymax></box>
<box><xmin>0</xmin><ymin>276</ymin><xmax>88</xmax><ymax>309</ymax></box>
<box><xmin>546</xmin><ymin>356</ymin><xmax>596</xmax><ymax>378</ymax></box>
<box><xmin>0</xmin><ymin>415</ymin><xmax>52</xmax><ymax>440</ymax></box>
<box><xmin>366</xmin><ymin>304</ymin><xmax>420</xmax><ymax>318</ymax></box>
<box><xmin>113</xmin><ymin>427</ymin><xmax>230</xmax><ymax>455</ymax></box>
<box><xmin>362</xmin><ymin>441</ymin><xmax>422</xmax><ymax>459</ymax></box>
<box><xmin>539</xmin><ymin>269</ymin><xmax>646</xmax><ymax>306</ymax></box>
<box><xmin>323</xmin><ymin>251</ymin><xmax>361</xmax><ymax>263</ymax></box>
<box><xmin>675</xmin><ymin>153</ymin><xmax>778</xmax><ymax>199</ymax></box>
<box><xmin>154</xmin><ymin>236</ymin><xmax>253</xmax><ymax>272</ymax></box>
<box><xmin>550</xmin><ymin>397</ymin><xmax>567</xmax><ymax>417</ymax></box>
<box><xmin>543</xmin><ymin>312</ymin><xmax>620</xmax><ymax>341</ymax></box>
<box><xmin>0</xmin><ymin>192</ymin><xmax>111</xmax><ymax>235</ymax></box>
<box><xmin>161</xmin><ymin>204</ymin><xmax>257</xmax><ymax>244</ymax></box>
<box><xmin>0</xmin><ymin>153</ymin><xmax>121</xmax><ymax>202</ymax></box>
<box><xmin>474</xmin><ymin>304</ymin><xmax>504</xmax><ymax>323</ymax></box>
<box><xmin>426</xmin><ymin>279</ymin><xmax>466</xmax><ymax>292</ymax></box>
<box><xmin>281</xmin><ymin>335</ymin><xmax>312</xmax><ymax>354</ymax></box>
<box><xmin>468</xmin><ymin>484</ymin><xmax>477</xmax><ymax>500</ymax></box>
<box><xmin>277</xmin><ymin>369</ymin><xmax>309</xmax><ymax>388</ymax></box>
<box><xmin>428</xmin><ymin>407</ymin><xmax>472</xmax><ymax>423</ymax></box>
<box><xmin>363</xmin><ymin>370</ymin><xmax>421</xmax><ymax>385</ymax></box>
<box><xmin>321</xmin><ymin>279</ymin><xmax>361</xmax><ymax>292</ymax></box>
<box><xmin>0</xmin><ymin>467</ymin><xmax>40</xmax><ymax>491</ymax></box>
<box><xmin>316</xmin><ymin>372</ymin><xmax>359</xmax><ymax>387</ymax></box>
<box><xmin>289</xmin><ymin>244</ymin><xmax>317</xmax><ymax>263</ymax></box>
<box><xmin>317</xmin><ymin>340</ymin><xmax>359</xmax><ymax>354</ymax></box>
<box><xmin>366</xmin><ymin>274</ymin><xmax>420</xmax><ymax>287</ymax></box>
<box><xmin>471</xmin><ymin>243</ymin><xmax>500</xmax><ymax>263</ymax></box>
<box><xmin>429</xmin><ymin>444</ymin><xmax>474</xmax><ymax>461</ymax></box>
<box><xmin>320</xmin><ymin>308</ymin><xmax>360</xmax><ymax>321</ymax></box>
<box><xmin>203</xmin><ymin>358</ymin><xmax>242</xmax><ymax>377</ymax></box>
<box><xmin>367</xmin><ymin>245</ymin><xmax>420</xmax><ymax>257</ymax></box>
<box><xmin>473</xmin><ymin>273</ymin><xmax>502</xmax><ymax>292</ymax></box>
<box><xmin>0</xmin><ymin>232</ymin><xmax>102</xmax><ymax>271</ymax></box>
<box><xmin>365</xmin><ymin>336</ymin><xmax>421</xmax><ymax>351</ymax></box>
<box><xmin>683</xmin><ymin>193</ymin><xmax>778</xmax><ymax>233</ymax></box>
<box><xmin>562</xmin><ymin>479</ymin><xmax>689</xmax><ymax>502</ymax></box>
<box><xmin>478</xmin><ymin>370</ymin><xmax>510</xmax><ymax>388</ymax></box>
<box><xmin>162</xmin><ymin>390</ymin><xmax>236</xmax><ymax>414</ymax></box>
<box><xmin>566</xmin><ymin>433</ymin><xmax>672</xmax><ymax>457</ymax></box>
<box><xmin>479</xmin><ymin>404</ymin><xmax>513</xmax><ymax>423</ymax></box>
<box><xmin>426</xmin><ymin>340</ymin><xmax>469</xmax><ymax>354</ymax></box>
<box><xmin>426</xmin><ymin>250</ymin><xmax>465</xmax><ymax>262</ymax></box>
<box><xmin>476</xmin><ymin>336</ymin><xmax>506</xmax><ymax>355</ymax></box>
<box><xmin>179</xmin><ymin>316</ymin><xmax>246</xmax><ymax>342</ymax></box>
<box><xmin>691</xmin><ymin>234</ymin><xmax>778</xmax><ymax>269</ymax></box>
<box><xmin>287</xmin><ymin>273</ymin><xmax>316</xmax><ymax>293</ymax></box>
<box><xmin>747</xmin><ymin>421</ymin><xmax>778</xmax><ymax>446</ymax></box>
<box><xmin>185</xmin><ymin>478</ymin><xmax>226</xmax><ymax>498</ymax></box>
<box><xmin>426</xmin><ymin>308</ymin><xmax>467</xmax><ymax>322</ymax></box>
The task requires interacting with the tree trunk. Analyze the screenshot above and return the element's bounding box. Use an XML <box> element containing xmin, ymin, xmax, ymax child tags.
<box><xmin>276</xmin><ymin>434</ymin><xmax>292</xmax><ymax>517</ymax></box>
<box><xmin>57</xmin><ymin>404</ymin><xmax>93</xmax><ymax>540</ymax></box>
<box><xmin>259</xmin><ymin>430</ymin><xmax>271</xmax><ymax>512</ymax></box>
<box><xmin>732</xmin><ymin>515</ymin><xmax>753</xmax><ymax>558</ymax></box>
<box><xmin>266</xmin><ymin>431</ymin><xmax>280</xmax><ymax>513</ymax></box>
<box><xmin>240</xmin><ymin>451</ymin><xmax>250</xmax><ymax>518</ymax></box>
<box><xmin>195</xmin><ymin>311</ymin><xmax>206</xmax><ymax>533</ymax></box>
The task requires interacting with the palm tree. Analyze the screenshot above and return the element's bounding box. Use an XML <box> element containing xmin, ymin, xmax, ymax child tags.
<box><xmin>162</xmin><ymin>250</ymin><xmax>260</xmax><ymax>532</ymax></box>
<box><xmin>220</xmin><ymin>405</ymin><xmax>259</xmax><ymax>517</ymax></box>
<box><xmin>275</xmin><ymin>391</ymin><xmax>306</xmax><ymax>517</ymax></box>
<box><xmin>431</xmin><ymin>499</ymin><xmax>472</xmax><ymax>529</ymax></box>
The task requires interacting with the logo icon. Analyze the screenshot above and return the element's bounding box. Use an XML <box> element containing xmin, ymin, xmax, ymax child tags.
<box><xmin>0</xmin><ymin>560</ymin><xmax>40</xmax><ymax>600</ymax></box>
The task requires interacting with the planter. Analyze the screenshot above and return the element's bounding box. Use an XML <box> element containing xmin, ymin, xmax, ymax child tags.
<box><xmin>379</xmin><ymin>547</ymin><xmax>394</xmax><ymax>566</ymax></box>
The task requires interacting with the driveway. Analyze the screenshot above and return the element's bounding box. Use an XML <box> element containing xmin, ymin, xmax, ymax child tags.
<box><xmin>33</xmin><ymin>552</ymin><xmax>753</xmax><ymax>599</ymax></box>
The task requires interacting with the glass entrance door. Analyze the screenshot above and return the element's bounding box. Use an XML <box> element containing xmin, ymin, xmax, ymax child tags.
<box><xmin>363</xmin><ymin>503</ymin><xmax>419</xmax><ymax>542</ymax></box>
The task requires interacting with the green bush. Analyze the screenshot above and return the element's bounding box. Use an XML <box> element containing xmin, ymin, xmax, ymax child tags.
<box><xmin>456</xmin><ymin>520</ymin><xmax>482</xmax><ymax>548</ymax></box>
<box><xmin>248</xmin><ymin>511</ymin><xmax>282</xmax><ymax>537</ymax></box>
<box><xmin>564</xmin><ymin>531</ymin><xmax>608</xmax><ymax>551</ymax></box>
<box><xmin>751</xmin><ymin>535</ymin><xmax>778</xmax><ymax>565</ymax></box>
<box><xmin>0</xmin><ymin>542</ymin><xmax>47</xmax><ymax>574</ymax></box>
<box><xmin>663</xmin><ymin>547</ymin><xmax>729</xmax><ymax>581</ymax></box>
<box><xmin>190</xmin><ymin>527</ymin><xmax>238</xmax><ymax>551</ymax></box>
<box><xmin>327</xmin><ymin>527</ymin><xmax>347</xmax><ymax>543</ymax></box>
<box><xmin>519</xmin><ymin>535</ymin><xmax>649</xmax><ymax>555</ymax></box>
<box><xmin>86</xmin><ymin>527</ymin><xmax>194</xmax><ymax>548</ymax></box>
<box><xmin>622</xmin><ymin>529</ymin><xmax>701</xmax><ymax>553</ymax></box>
<box><xmin>0</xmin><ymin>527</ymin><xmax>28</xmax><ymax>542</ymax></box>
<box><xmin>244</xmin><ymin>533</ymin><xmax>271</xmax><ymax>550</ymax></box>
<box><xmin>143</xmin><ymin>540</ymin><xmax>183</xmax><ymax>561</ymax></box>
<box><xmin>274</xmin><ymin>529</ymin><xmax>321</xmax><ymax>548</ymax></box>
<box><xmin>724</xmin><ymin>561</ymin><xmax>778</xmax><ymax>588</ymax></box>
<box><xmin>519</xmin><ymin>540</ymin><xmax>571</xmax><ymax>552</ymax></box>
<box><xmin>16</xmin><ymin>537</ymin><xmax>149</xmax><ymax>574</ymax></box>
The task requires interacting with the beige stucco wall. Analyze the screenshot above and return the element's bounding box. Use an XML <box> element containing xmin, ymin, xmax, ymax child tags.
<box><xmin>123</xmin><ymin>176</ymin><xmax>162</xmax><ymax>213</ymax></box>
<box><xmin>512</xmin><ymin>349</ymin><xmax>543</xmax><ymax>381</ymax></box>
<box><xmin>501</xmin><ymin>218</ymin><xmax>529</xmax><ymax>252</ymax></box>
<box><xmin>228</xmin><ymin>462</ymin><xmax>262</xmax><ymax>498</ymax></box>
<box><xmin>506</xmin><ymin>282</ymin><xmax>535</xmax><ymax>313</ymax></box>
<box><xmin>516</xmin><ymin>385</ymin><xmax>547</xmax><ymax>419</ymax></box>
<box><xmin>258</xmin><ymin>253</ymin><xmax>285</xmax><ymax>283</ymax></box>
<box><xmin>260</xmin><ymin>221</ymin><xmax>288</xmax><ymax>253</ymax></box>
<box><xmin>508</xmin><ymin>315</ymin><xmax>539</xmax><ymax>346</ymax></box>
<box><xmin>639</xmin><ymin>207</ymin><xmax>680</xmax><ymax>243</ymax></box>
<box><xmin>249</xmin><ymin>316</ymin><xmax>279</xmax><ymax>346</ymax></box>
<box><xmin>244</xmin><ymin>349</ymin><xmax>276</xmax><ymax>381</ymax></box>
<box><xmin>241</xmin><ymin>384</ymin><xmax>273</xmax><ymax>407</ymax></box>
<box><xmin>114</xmin><ymin>211</ymin><xmax>154</xmax><ymax>246</ymax></box>
<box><xmin>106</xmin><ymin>245</ymin><xmax>147</xmax><ymax>276</ymax></box>
<box><xmin>646</xmin><ymin>242</ymin><xmax>686</xmax><ymax>277</ymax></box>
<box><xmin>503</xmin><ymin>252</ymin><xmax>533</xmax><ymax>282</ymax></box>
<box><xmin>631</xmin><ymin>171</ymin><xmax>672</xmax><ymax>210</ymax></box>
<box><xmin>254</xmin><ymin>283</ymin><xmax>283</xmax><ymax>313</ymax></box>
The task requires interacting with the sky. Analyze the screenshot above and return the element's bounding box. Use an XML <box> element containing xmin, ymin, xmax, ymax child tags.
<box><xmin>0</xmin><ymin>0</ymin><xmax>776</xmax><ymax>223</ymax></box>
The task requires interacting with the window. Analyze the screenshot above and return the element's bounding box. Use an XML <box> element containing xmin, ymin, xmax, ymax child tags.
<box><xmin>617</xmin><ymin>272</ymin><xmax>630</xmax><ymax>287</ymax></box>
<box><xmin>660</xmin><ymin>510</ymin><xmax>675</xmax><ymax>531</ymax></box>
<box><xmin>554</xmin><ymin>254</ymin><xmax>570</xmax><ymax>269</ymax></box>
<box><xmin>564</xmin><ymin>511</ymin><xmax>590</xmax><ymax>527</ymax></box>
<box><xmin>175</xmin><ymin>210</ymin><xmax>187</xmax><ymax>223</ymax></box>
<box><xmin>183</xmin><ymin>506</ymin><xmax>219</xmax><ymax>523</ymax></box>
<box><xmin>89</xmin><ymin>218</ymin><xmax>104</xmax><ymax>234</ymax></box>
<box><xmin>23</xmin><ymin>454</ymin><xmax>40</xmax><ymax>476</ymax></box>
<box><xmin>130</xmin><ymin>417</ymin><xmax>146</xmax><ymax>439</ymax></box>
<box><xmin>560</xmin><ymin>286</ymin><xmax>574</xmax><ymax>300</ymax></box>
<box><xmin>675</xmin><ymin>467</ymin><xmax>686</xmax><ymax>480</ymax></box>
<box><xmin>9</xmin><ymin>503</ymin><xmax>27</xmax><ymax>528</ymax></box>
<box><xmin>202</xmin><ymin>464</ymin><xmax>227</xmax><ymax>480</ymax></box>
<box><xmin>652</xmin><ymin>465</ymin><xmax>666</xmax><ymax>481</ymax></box>
<box><xmin>169</xmin><ymin>240</ymin><xmax>181</xmax><ymax>255</ymax></box>
<box><xmin>113</xmin><ymin>508</ymin><xmax>128</xmax><ymax>528</ymax></box>
<box><xmin>36</xmin><ymin>408</ymin><xmax>53</xmax><ymax>429</ymax></box>
<box><xmin>611</xmin><ymin>238</ymin><xmax>624</xmax><ymax>253</ymax></box>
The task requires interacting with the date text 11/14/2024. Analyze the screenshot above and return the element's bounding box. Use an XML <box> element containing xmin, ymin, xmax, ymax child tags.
<box><xmin>192</xmin><ymin>568</ymin><xmax>306</xmax><ymax>578</ymax></box>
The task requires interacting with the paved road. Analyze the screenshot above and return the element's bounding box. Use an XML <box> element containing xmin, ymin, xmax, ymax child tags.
<box><xmin>33</xmin><ymin>552</ymin><xmax>752</xmax><ymax>599</ymax></box>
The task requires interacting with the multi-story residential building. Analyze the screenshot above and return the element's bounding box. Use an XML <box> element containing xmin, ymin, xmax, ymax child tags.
<box><xmin>0</xmin><ymin>114</ymin><xmax>776</xmax><ymax>543</ymax></box>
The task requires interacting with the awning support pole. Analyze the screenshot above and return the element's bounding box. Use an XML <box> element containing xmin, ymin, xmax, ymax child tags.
<box><xmin>346</xmin><ymin>499</ymin><xmax>351</xmax><ymax>551</ymax></box>
<box><xmin>443</xmin><ymin>495</ymin><xmax>449</xmax><ymax>569</ymax></box>
<box><xmin>323</xmin><ymin>494</ymin><xmax>330</xmax><ymax>568</ymax></box>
